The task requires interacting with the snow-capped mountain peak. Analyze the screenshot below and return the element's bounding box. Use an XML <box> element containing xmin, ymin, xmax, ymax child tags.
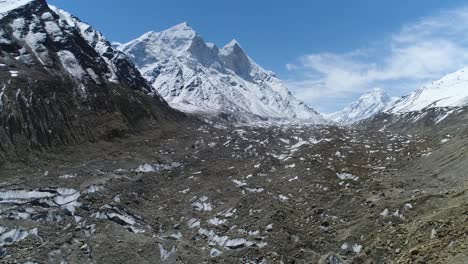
<box><xmin>360</xmin><ymin>88</ymin><xmax>390</xmax><ymax>102</ymax></box>
<box><xmin>219</xmin><ymin>39</ymin><xmax>252</xmax><ymax>80</ymax></box>
<box><xmin>223</xmin><ymin>39</ymin><xmax>242</xmax><ymax>50</ymax></box>
<box><xmin>171</xmin><ymin>21</ymin><xmax>191</xmax><ymax>30</ymax></box>
<box><xmin>159</xmin><ymin>22</ymin><xmax>197</xmax><ymax>45</ymax></box>
<box><xmin>117</xmin><ymin>24</ymin><xmax>325</xmax><ymax>123</ymax></box>
<box><xmin>120</xmin><ymin>23</ymin><xmax>199</xmax><ymax>60</ymax></box>
<box><xmin>327</xmin><ymin>88</ymin><xmax>398</xmax><ymax>124</ymax></box>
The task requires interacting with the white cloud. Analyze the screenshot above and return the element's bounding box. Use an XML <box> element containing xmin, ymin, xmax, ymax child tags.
<box><xmin>287</xmin><ymin>5</ymin><xmax>468</xmax><ymax>113</ymax></box>
<box><xmin>285</xmin><ymin>63</ymin><xmax>298</xmax><ymax>71</ymax></box>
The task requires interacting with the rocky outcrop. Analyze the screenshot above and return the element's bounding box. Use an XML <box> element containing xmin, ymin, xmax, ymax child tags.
<box><xmin>0</xmin><ymin>0</ymin><xmax>183</xmax><ymax>163</ymax></box>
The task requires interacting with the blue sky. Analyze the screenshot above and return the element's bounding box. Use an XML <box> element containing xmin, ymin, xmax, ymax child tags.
<box><xmin>48</xmin><ymin>0</ymin><xmax>468</xmax><ymax>112</ymax></box>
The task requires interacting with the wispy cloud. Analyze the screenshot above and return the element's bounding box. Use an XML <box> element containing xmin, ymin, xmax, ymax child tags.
<box><xmin>287</xmin><ymin>5</ymin><xmax>468</xmax><ymax>113</ymax></box>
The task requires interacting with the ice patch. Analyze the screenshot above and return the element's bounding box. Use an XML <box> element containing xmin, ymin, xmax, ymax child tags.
<box><xmin>59</xmin><ymin>174</ymin><xmax>76</xmax><ymax>179</ymax></box>
<box><xmin>161</xmin><ymin>231</ymin><xmax>182</xmax><ymax>241</ymax></box>
<box><xmin>85</xmin><ymin>185</ymin><xmax>103</xmax><ymax>194</ymax></box>
<box><xmin>404</xmin><ymin>203</ymin><xmax>413</xmax><ymax>209</ymax></box>
<box><xmin>210</xmin><ymin>248</ymin><xmax>222</xmax><ymax>257</ymax></box>
<box><xmin>0</xmin><ymin>226</ymin><xmax>38</xmax><ymax>247</ymax></box>
<box><xmin>245</xmin><ymin>187</ymin><xmax>264</xmax><ymax>193</ymax></box>
<box><xmin>290</xmin><ymin>140</ymin><xmax>309</xmax><ymax>151</ymax></box>
<box><xmin>0</xmin><ymin>190</ymin><xmax>55</xmax><ymax>200</ymax></box>
<box><xmin>352</xmin><ymin>244</ymin><xmax>362</xmax><ymax>253</ymax></box>
<box><xmin>341</xmin><ymin>242</ymin><xmax>348</xmax><ymax>250</ymax></box>
<box><xmin>430</xmin><ymin>228</ymin><xmax>437</xmax><ymax>239</ymax></box>
<box><xmin>232</xmin><ymin>179</ymin><xmax>247</xmax><ymax>187</ymax></box>
<box><xmin>187</xmin><ymin>218</ymin><xmax>200</xmax><ymax>229</ymax></box>
<box><xmin>192</xmin><ymin>196</ymin><xmax>213</xmax><ymax>211</ymax></box>
<box><xmin>92</xmin><ymin>205</ymin><xmax>146</xmax><ymax>233</ymax></box>
<box><xmin>380</xmin><ymin>208</ymin><xmax>389</xmax><ymax>217</ymax></box>
<box><xmin>208</xmin><ymin>217</ymin><xmax>227</xmax><ymax>226</ymax></box>
<box><xmin>159</xmin><ymin>244</ymin><xmax>176</xmax><ymax>260</ymax></box>
<box><xmin>336</xmin><ymin>173</ymin><xmax>359</xmax><ymax>181</ymax></box>
<box><xmin>198</xmin><ymin>228</ymin><xmax>261</xmax><ymax>250</ymax></box>
<box><xmin>57</xmin><ymin>50</ymin><xmax>86</xmax><ymax>80</ymax></box>
<box><xmin>136</xmin><ymin>162</ymin><xmax>181</xmax><ymax>173</ymax></box>
<box><xmin>218</xmin><ymin>208</ymin><xmax>236</xmax><ymax>218</ymax></box>
<box><xmin>136</xmin><ymin>163</ymin><xmax>155</xmax><ymax>172</ymax></box>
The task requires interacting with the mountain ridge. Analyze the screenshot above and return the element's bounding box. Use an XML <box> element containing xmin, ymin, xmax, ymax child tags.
<box><xmin>117</xmin><ymin>23</ymin><xmax>326</xmax><ymax>124</ymax></box>
<box><xmin>326</xmin><ymin>88</ymin><xmax>398</xmax><ymax>124</ymax></box>
<box><xmin>357</xmin><ymin>68</ymin><xmax>468</xmax><ymax>131</ymax></box>
<box><xmin>0</xmin><ymin>0</ymin><xmax>182</xmax><ymax>162</ymax></box>
<box><xmin>386</xmin><ymin>67</ymin><xmax>468</xmax><ymax>113</ymax></box>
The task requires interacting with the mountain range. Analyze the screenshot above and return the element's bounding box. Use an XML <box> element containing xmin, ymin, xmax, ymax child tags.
<box><xmin>2</xmin><ymin>0</ymin><xmax>468</xmax><ymax>154</ymax></box>
<box><xmin>387</xmin><ymin>67</ymin><xmax>468</xmax><ymax>113</ymax></box>
<box><xmin>328</xmin><ymin>67</ymin><xmax>468</xmax><ymax>125</ymax></box>
<box><xmin>1</xmin><ymin>1</ymin><xmax>467</xmax><ymax>263</ymax></box>
<box><xmin>116</xmin><ymin>23</ymin><xmax>325</xmax><ymax>123</ymax></box>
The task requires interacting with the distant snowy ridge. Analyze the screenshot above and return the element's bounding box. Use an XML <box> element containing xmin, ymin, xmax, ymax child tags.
<box><xmin>386</xmin><ymin>67</ymin><xmax>468</xmax><ymax>113</ymax></box>
<box><xmin>358</xmin><ymin>68</ymin><xmax>468</xmax><ymax>129</ymax></box>
<box><xmin>117</xmin><ymin>23</ymin><xmax>326</xmax><ymax>124</ymax></box>
<box><xmin>327</xmin><ymin>88</ymin><xmax>398</xmax><ymax>124</ymax></box>
<box><xmin>330</xmin><ymin>66</ymin><xmax>468</xmax><ymax>126</ymax></box>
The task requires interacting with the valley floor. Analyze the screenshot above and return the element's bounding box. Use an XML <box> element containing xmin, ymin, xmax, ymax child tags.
<box><xmin>0</xmin><ymin>124</ymin><xmax>466</xmax><ymax>263</ymax></box>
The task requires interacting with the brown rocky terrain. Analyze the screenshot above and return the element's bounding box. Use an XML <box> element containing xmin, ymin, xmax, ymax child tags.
<box><xmin>0</xmin><ymin>122</ymin><xmax>465</xmax><ymax>263</ymax></box>
<box><xmin>0</xmin><ymin>1</ymin><xmax>466</xmax><ymax>263</ymax></box>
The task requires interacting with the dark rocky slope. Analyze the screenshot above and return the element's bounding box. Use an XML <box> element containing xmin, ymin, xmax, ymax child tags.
<box><xmin>0</xmin><ymin>0</ymin><xmax>184</xmax><ymax>163</ymax></box>
<box><xmin>357</xmin><ymin>106</ymin><xmax>468</xmax><ymax>135</ymax></box>
<box><xmin>0</xmin><ymin>123</ymin><xmax>465</xmax><ymax>263</ymax></box>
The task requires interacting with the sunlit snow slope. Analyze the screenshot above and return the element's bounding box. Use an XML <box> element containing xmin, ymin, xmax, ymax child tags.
<box><xmin>327</xmin><ymin>88</ymin><xmax>398</xmax><ymax>124</ymax></box>
<box><xmin>118</xmin><ymin>23</ymin><xmax>325</xmax><ymax>123</ymax></box>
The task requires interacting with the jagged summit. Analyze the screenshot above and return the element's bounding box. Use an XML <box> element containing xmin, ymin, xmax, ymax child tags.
<box><xmin>223</xmin><ymin>39</ymin><xmax>241</xmax><ymax>49</ymax></box>
<box><xmin>219</xmin><ymin>39</ymin><xmax>252</xmax><ymax>80</ymax></box>
<box><xmin>172</xmin><ymin>21</ymin><xmax>190</xmax><ymax>29</ymax></box>
<box><xmin>161</xmin><ymin>22</ymin><xmax>196</xmax><ymax>40</ymax></box>
<box><xmin>327</xmin><ymin>88</ymin><xmax>398</xmax><ymax>124</ymax></box>
<box><xmin>117</xmin><ymin>23</ymin><xmax>325</xmax><ymax>123</ymax></box>
<box><xmin>220</xmin><ymin>39</ymin><xmax>246</xmax><ymax>57</ymax></box>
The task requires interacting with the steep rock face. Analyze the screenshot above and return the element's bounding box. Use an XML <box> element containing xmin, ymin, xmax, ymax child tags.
<box><xmin>327</xmin><ymin>88</ymin><xmax>398</xmax><ymax>125</ymax></box>
<box><xmin>0</xmin><ymin>0</ymin><xmax>181</xmax><ymax>162</ymax></box>
<box><xmin>219</xmin><ymin>40</ymin><xmax>252</xmax><ymax>81</ymax></box>
<box><xmin>118</xmin><ymin>23</ymin><xmax>325</xmax><ymax>124</ymax></box>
